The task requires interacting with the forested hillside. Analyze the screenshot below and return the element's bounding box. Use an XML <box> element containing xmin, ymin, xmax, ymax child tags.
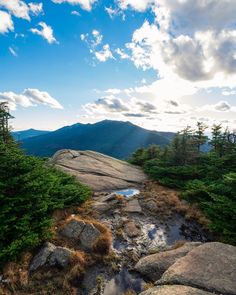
<box><xmin>0</xmin><ymin>103</ymin><xmax>91</xmax><ymax>267</ymax></box>
<box><xmin>130</xmin><ymin>123</ymin><xmax>236</xmax><ymax>244</ymax></box>
<box><xmin>20</xmin><ymin>120</ymin><xmax>175</xmax><ymax>159</ymax></box>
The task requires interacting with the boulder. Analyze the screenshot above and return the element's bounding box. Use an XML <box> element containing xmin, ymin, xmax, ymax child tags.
<box><xmin>135</xmin><ymin>242</ymin><xmax>201</xmax><ymax>281</ymax></box>
<box><xmin>158</xmin><ymin>242</ymin><xmax>236</xmax><ymax>295</ymax></box>
<box><xmin>49</xmin><ymin>149</ymin><xmax>147</xmax><ymax>191</ymax></box>
<box><xmin>79</xmin><ymin>223</ymin><xmax>101</xmax><ymax>250</ymax></box>
<box><xmin>139</xmin><ymin>285</ymin><xmax>214</xmax><ymax>295</ymax></box>
<box><xmin>124</xmin><ymin>221</ymin><xmax>141</xmax><ymax>238</ymax></box>
<box><xmin>30</xmin><ymin>243</ymin><xmax>73</xmax><ymax>271</ymax></box>
<box><xmin>30</xmin><ymin>242</ymin><xmax>56</xmax><ymax>272</ymax></box>
<box><xmin>49</xmin><ymin>247</ymin><xmax>73</xmax><ymax>268</ymax></box>
<box><xmin>60</xmin><ymin>218</ymin><xmax>103</xmax><ymax>251</ymax></box>
<box><xmin>125</xmin><ymin>199</ymin><xmax>142</xmax><ymax>213</ymax></box>
<box><xmin>60</xmin><ymin>219</ymin><xmax>86</xmax><ymax>239</ymax></box>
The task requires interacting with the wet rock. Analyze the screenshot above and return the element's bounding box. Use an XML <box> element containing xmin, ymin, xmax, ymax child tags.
<box><xmin>60</xmin><ymin>219</ymin><xmax>86</xmax><ymax>239</ymax></box>
<box><xmin>50</xmin><ymin>150</ymin><xmax>147</xmax><ymax>191</ymax></box>
<box><xmin>158</xmin><ymin>242</ymin><xmax>236</xmax><ymax>295</ymax></box>
<box><xmin>135</xmin><ymin>242</ymin><xmax>201</xmax><ymax>281</ymax></box>
<box><xmin>124</xmin><ymin>221</ymin><xmax>141</xmax><ymax>238</ymax></box>
<box><xmin>49</xmin><ymin>247</ymin><xmax>73</xmax><ymax>268</ymax></box>
<box><xmin>103</xmin><ymin>268</ymin><xmax>146</xmax><ymax>295</ymax></box>
<box><xmin>125</xmin><ymin>199</ymin><xmax>142</xmax><ymax>213</ymax></box>
<box><xmin>139</xmin><ymin>285</ymin><xmax>215</xmax><ymax>295</ymax></box>
<box><xmin>79</xmin><ymin>223</ymin><xmax>101</xmax><ymax>250</ymax></box>
<box><xmin>30</xmin><ymin>242</ymin><xmax>56</xmax><ymax>272</ymax></box>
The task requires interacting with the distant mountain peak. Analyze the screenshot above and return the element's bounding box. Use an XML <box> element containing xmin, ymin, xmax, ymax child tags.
<box><xmin>20</xmin><ymin>120</ymin><xmax>175</xmax><ymax>159</ymax></box>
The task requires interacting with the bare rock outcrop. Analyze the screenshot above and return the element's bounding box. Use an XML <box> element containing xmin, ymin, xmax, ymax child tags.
<box><xmin>157</xmin><ymin>242</ymin><xmax>236</xmax><ymax>295</ymax></box>
<box><xmin>134</xmin><ymin>242</ymin><xmax>202</xmax><ymax>281</ymax></box>
<box><xmin>49</xmin><ymin>149</ymin><xmax>147</xmax><ymax>191</ymax></box>
<box><xmin>139</xmin><ymin>285</ymin><xmax>215</xmax><ymax>295</ymax></box>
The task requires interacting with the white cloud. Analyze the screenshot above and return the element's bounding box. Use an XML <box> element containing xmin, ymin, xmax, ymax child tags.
<box><xmin>116</xmin><ymin>48</ymin><xmax>129</xmax><ymax>59</ymax></box>
<box><xmin>202</xmin><ymin>101</ymin><xmax>235</xmax><ymax>112</ymax></box>
<box><xmin>71</xmin><ymin>10</ymin><xmax>80</xmax><ymax>16</ymax></box>
<box><xmin>92</xmin><ymin>30</ymin><xmax>103</xmax><ymax>46</ymax></box>
<box><xmin>81</xmin><ymin>30</ymin><xmax>114</xmax><ymax>63</ymax></box>
<box><xmin>30</xmin><ymin>22</ymin><xmax>57</xmax><ymax>44</ymax></box>
<box><xmin>28</xmin><ymin>2</ymin><xmax>43</xmax><ymax>16</ymax></box>
<box><xmin>9</xmin><ymin>46</ymin><xmax>17</xmax><ymax>56</ymax></box>
<box><xmin>117</xmin><ymin>0</ymin><xmax>156</xmax><ymax>12</ymax></box>
<box><xmin>0</xmin><ymin>10</ymin><xmax>14</xmax><ymax>34</ymax></box>
<box><xmin>95</xmin><ymin>44</ymin><xmax>114</xmax><ymax>62</ymax></box>
<box><xmin>0</xmin><ymin>0</ymin><xmax>30</xmax><ymax>20</ymax></box>
<box><xmin>222</xmin><ymin>89</ymin><xmax>236</xmax><ymax>96</ymax></box>
<box><xmin>51</xmin><ymin>0</ymin><xmax>97</xmax><ymax>11</ymax></box>
<box><xmin>0</xmin><ymin>88</ymin><xmax>63</xmax><ymax>110</ymax></box>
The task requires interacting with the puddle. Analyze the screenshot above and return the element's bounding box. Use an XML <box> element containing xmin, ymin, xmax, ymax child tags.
<box><xmin>113</xmin><ymin>188</ymin><xmax>140</xmax><ymax>198</ymax></box>
<box><xmin>103</xmin><ymin>268</ymin><xmax>144</xmax><ymax>295</ymax></box>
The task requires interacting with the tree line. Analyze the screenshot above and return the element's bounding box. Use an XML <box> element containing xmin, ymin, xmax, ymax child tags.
<box><xmin>130</xmin><ymin>122</ymin><xmax>236</xmax><ymax>244</ymax></box>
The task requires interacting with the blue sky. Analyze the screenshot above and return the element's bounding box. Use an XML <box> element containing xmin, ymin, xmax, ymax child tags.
<box><xmin>0</xmin><ymin>0</ymin><xmax>236</xmax><ymax>131</ymax></box>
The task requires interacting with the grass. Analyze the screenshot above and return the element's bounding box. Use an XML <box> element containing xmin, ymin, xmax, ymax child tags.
<box><xmin>141</xmin><ymin>181</ymin><xmax>209</xmax><ymax>228</ymax></box>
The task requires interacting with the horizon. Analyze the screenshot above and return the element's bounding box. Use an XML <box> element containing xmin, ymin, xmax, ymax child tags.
<box><xmin>1</xmin><ymin>0</ymin><xmax>236</xmax><ymax>132</ymax></box>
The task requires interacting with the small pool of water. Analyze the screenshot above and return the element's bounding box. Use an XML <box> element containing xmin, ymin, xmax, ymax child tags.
<box><xmin>103</xmin><ymin>268</ymin><xmax>144</xmax><ymax>295</ymax></box>
<box><xmin>113</xmin><ymin>188</ymin><xmax>140</xmax><ymax>198</ymax></box>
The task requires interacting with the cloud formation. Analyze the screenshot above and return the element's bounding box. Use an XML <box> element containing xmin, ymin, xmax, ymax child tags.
<box><xmin>0</xmin><ymin>11</ymin><xmax>14</xmax><ymax>34</ymax></box>
<box><xmin>81</xmin><ymin>30</ymin><xmax>114</xmax><ymax>62</ymax></box>
<box><xmin>0</xmin><ymin>88</ymin><xmax>63</xmax><ymax>110</ymax></box>
<box><xmin>0</xmin><ymin>0</ymin><xmax>43</xmax><ymax>20</ymax></box>
<box><xmin>51</xmin><ymin>0</ymin><xmax>97</xmax><ymax>11</ymax></box>
<box><xmin>30</xmin><ymin>22</ymin><xmax>57</xmax><ymax>44</ymax></box>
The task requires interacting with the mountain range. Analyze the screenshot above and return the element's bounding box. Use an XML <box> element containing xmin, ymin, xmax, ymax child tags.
<box><xmin>12</xmin><ymin>129</ymin><xmax>50</xmax><ymax>141</ymax></box>
<box><xmin>17</xmin><ymin>120</ymin><xmax>175</xmax><ymax>159</ymax></box>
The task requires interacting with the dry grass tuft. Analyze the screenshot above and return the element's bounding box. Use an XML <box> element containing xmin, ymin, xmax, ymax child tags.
<box><xmin>141</xmin><ymin>181</ymin><xmax>209</xmax><ymax>227</ymax></box>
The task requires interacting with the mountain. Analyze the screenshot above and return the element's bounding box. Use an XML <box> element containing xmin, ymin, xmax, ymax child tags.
<box><xmin>12</xmin><ymin>129</ymin><xmax>50</xmax><ymax>141</ymax></box>
<box><xmin>20</xmin><ymin>120</ymin><xmax>175</xmax><ymax>159</ymax></box>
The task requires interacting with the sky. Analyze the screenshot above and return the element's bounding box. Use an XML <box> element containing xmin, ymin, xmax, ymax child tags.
<box><xmin>0</xmin><ymin>0</ymin><xmax>236</xmax><ymax>132</ymax></box>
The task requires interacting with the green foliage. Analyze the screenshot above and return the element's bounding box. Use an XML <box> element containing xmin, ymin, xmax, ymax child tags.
<box><xmin>130</xmin><ymin>122</ymin><xmax>236</xmax><ymax>244</ymax></box>
<box><xmin>0</xmin><ymin>141</ymin><xmax>91</xmax><ymax>267</ymax></box>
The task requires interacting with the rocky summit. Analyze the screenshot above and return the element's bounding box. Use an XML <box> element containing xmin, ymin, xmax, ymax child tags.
<box><xmin>49</xmin><ymin>149</ymin><xmax>147</xmax><ymax>191</ymax></box>
<box><xmin>1</xmin><ymin>152</ymin><xmax>235</xmax><ymax>295</ymax></box>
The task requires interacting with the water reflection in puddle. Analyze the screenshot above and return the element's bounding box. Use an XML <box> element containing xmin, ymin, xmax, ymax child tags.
<box><xmin>113</xmin><ymin>188</ymin><xmax>140</xmax><ymax>198</ymax></box>
<box><xmin>103</xmin><ymin>268</ymin><xmax>144</xmax><ymax>295</ymax></box>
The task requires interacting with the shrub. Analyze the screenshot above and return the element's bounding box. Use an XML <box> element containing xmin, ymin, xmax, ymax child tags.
<box><xmin>0</xmin><ymin>142</ymin><xmax>91</xmax><ymax>267</ymax></box>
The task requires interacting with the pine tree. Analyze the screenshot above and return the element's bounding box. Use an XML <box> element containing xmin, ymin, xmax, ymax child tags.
<box><xmin>0</xmin><ymin>102</ymin><xmax>14</xmax><ymax>144</ymax></box>
<box><xmin>194</xmin><ymin>122</ymin><xmax>208</xmax><ymax>153</ymax></box>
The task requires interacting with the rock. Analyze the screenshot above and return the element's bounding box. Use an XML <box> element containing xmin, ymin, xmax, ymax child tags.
<box><xmin>97</xmin><ymin>193</ymin><xmax>117</xmax><ymax>203</ymax></box>
<box><xmin>124</xmin><ymin>221</ymin><xmax>141</xmax><ymax>238</ymax></box>
<box><xmin>135</xmin><ymin>242</ymin><xmax>201</xmax><ymax>281</ymax></box>
<box><xmin>60</xmin><ymin>218</ymin><xmax>103</xmax><ymax>251</ymax></box>
<box><xmin>92</xmin><ymin>201</ymin><xmax>111</xmax><ymax>213</ymax></box>
<box><xmin>49</xmin><ymin>149</ymin><xmax>147</xmax><ymax>191</ymax></box>
<box><xmin>139</xmin><ymin>285</ymin><xmax>214</xmax><ymax>295</ymax></box>
<box><xmin>60</xmin><ymin>219</ymin><xmax>86</xmax><ymax>239</ymax></box>
<box><xmin>30</xmin><ymin>242</ymin><xmax>56</xmax><ymax>272</ymax></box>
<box><xmin>145</xmin><ymin>200</ymin><xmax>158</xmax><ymax>212</ymax></box>
<box><xmin>30</xmin><ymin>243</ymin><xmax>73</xmax><ymax>271</ymax></box>
<box><xmin>49</xmin><ymin>247</ymin><xmax>73</xmax><ymax>268</ymax></box>
<box><xmin>158</xmin><ymin>242</ymin><xmax>236</xmax><ymax>295</ymax></box>
<box><xmin>79</xmin><ymin>223</ymin><xmax>101</xmax><ymax>250</ymax></box>
<box><xmin>125</xmin><ymin>198</ymin><xmax>142</xmax><ymax>213</ymax></box>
